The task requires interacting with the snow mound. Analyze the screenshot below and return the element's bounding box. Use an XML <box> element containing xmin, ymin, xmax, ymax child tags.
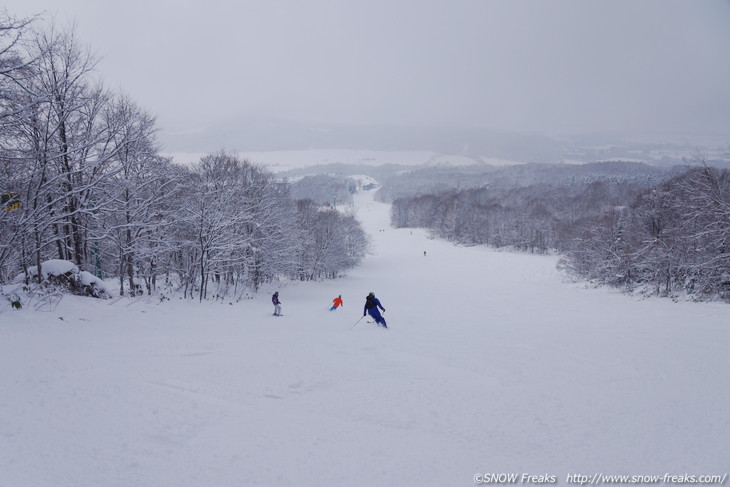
<box><xmin>13</xmin><ymin>259</ymin><xmax>111</xmax><ymax>299</ymax></box>
<box><xmin>77</xmin><ymin>271</ymin><xmax>111</xmax><ymax>298</ymax></box>
<box><xmin>18</xmin><ymin>259</ymin><xmax>80</xmax><ymax>281</ymax></box>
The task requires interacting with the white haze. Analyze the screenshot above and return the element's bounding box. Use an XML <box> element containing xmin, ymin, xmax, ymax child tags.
<box><xmin>4</xmin><ymin>0</ymin><xmax>730</xmax><ymax>144</ymax></box>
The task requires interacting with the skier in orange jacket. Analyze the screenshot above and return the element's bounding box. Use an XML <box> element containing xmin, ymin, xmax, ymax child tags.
<box><xmin>330</xmin><ymin>295</ymin><xmax>343</xmax><ymax>311</ymax></box>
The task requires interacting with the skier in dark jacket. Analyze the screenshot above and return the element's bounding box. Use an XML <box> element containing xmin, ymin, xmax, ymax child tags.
<box><xmin>363</xmin><ymin>292</ymin><xmax>387</xmax><ymax>328</ymax></box>
<box><xmin>272</xmin><ymin>291</ymin><xmax>282</xmax><ymax>316</ymax></box>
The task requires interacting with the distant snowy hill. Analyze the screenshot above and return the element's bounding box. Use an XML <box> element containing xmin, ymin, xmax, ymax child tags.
<box><xmin>160</xmin><ymin>119</ymin><xmax>564</xmax><ymax>163</ymax></box>
<box><xmin>167</xmin><ymin>149</ymin><xmax>486</xmax><ymax>172</ymax></box>
<box><xmin>161</xmin><ymin>119</ymin><xmax>730</xmax><ymax>170</ymax></box>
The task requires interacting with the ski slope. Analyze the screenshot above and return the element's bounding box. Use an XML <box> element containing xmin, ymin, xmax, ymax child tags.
<box><xmin>1</xmin><ymin>189</ymin><xmax>728</xmax><ymax>487</ymax></box>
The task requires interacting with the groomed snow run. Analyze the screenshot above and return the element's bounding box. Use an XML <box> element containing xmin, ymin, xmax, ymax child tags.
<box><xmin>1</xmin><ymin>189</ymin><xmax>728</xmax><ymax>487</ymax></box>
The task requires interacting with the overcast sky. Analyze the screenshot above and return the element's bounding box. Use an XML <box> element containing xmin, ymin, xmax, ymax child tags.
<box><xmin>5</xmin><ymin>0</ymin><xmax>730</xmax><ymax>137</ymax></box>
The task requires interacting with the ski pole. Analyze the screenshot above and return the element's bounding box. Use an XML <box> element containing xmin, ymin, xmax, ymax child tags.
<box><xmin>351</xmin><ymin>315</ymin><xmax>366</xmax><ymax>329</ymax></box>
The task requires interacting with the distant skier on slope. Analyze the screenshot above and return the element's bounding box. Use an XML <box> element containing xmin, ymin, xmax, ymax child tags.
<box><xmin>363</xmin><ymin>292</ymin><xmax>387</xmax><ymax>328</ymax></box>
<box><xmin>330</xmin><ymin>295</ymin><xmax>343</xmax><ymax>311</ymax></box>
<box><xmin>272</xmin><ymin>291</ymin><xmax>282</xmax><ymax>316</ymax></box>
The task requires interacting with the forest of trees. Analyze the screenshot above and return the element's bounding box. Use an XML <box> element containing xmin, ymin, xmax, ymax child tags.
<box><xmin>566</xmin><ymin>164</ymin><xmax>730</xmax><ymax>300</ymax></box>
<box><xmin>0</xmin><ymin>14</ymin><xmax>368</xmax><ymax>300</ymax></box>
<box><xmin>289</xmin><ymin>174</ymin><xmax>357</xmax><ymax>208</ymax></box>
<box><xmin>391</xmin><ymin>161</ymin><xmax>730</xmax><ymax>301</ymax></box>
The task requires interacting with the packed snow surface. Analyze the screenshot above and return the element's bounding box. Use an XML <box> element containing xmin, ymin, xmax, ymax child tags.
<box><xmin>1</xmin><ymin>190</ymin><xmax>728</xmax><ymax>487</ymax></box>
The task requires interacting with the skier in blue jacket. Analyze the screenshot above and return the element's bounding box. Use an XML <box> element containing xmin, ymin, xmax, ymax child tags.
<box><xmin>363</xmin><ymin>292</ymin><xmax>387</xmax><ymax>328</ymax></box>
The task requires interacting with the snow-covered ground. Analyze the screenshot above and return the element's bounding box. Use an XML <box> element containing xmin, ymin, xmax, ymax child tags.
<box><xmin>1</xmin><ymin>189</ymin><xmax>728</xmax><ymax>487</ymax></box>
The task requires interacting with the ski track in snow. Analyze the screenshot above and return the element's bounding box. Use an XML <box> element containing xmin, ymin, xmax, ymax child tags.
<box><xmin>1</xmin><ymin>190</ymin><xmax>729</xmax><ymax>487</ymax></box>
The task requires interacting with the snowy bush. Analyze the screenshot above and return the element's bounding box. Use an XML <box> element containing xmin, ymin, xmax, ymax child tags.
<box><xmin>14</xmin><ymin>260</ymin><xmax>111</xmax><ymax>299</ymax></box>
<box><xmin>77</xmin><ymin>271</ymin><xmax>112</xmax><ymax>298</ymax></box>
<box><xmin>21</xmin><ymin>259</ymin><xmax>80</xmax><ymax>280</ymax></box>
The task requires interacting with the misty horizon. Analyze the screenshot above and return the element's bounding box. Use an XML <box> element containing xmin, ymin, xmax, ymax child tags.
<box><xmin>3</xmin><ymin>0</ymin><xmax>730</xmax><ymax>149</ymax></box>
